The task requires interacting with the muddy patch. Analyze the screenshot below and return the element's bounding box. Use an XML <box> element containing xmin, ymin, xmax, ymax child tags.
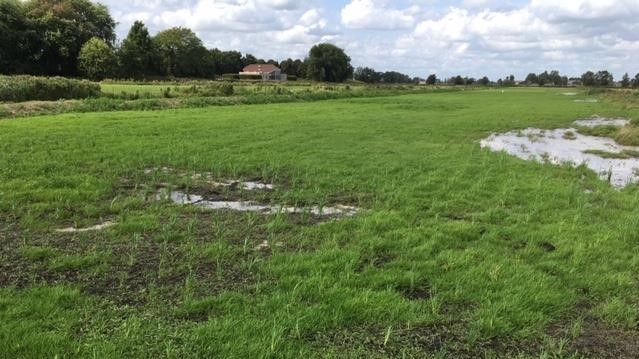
<box><xmin>156</xmin><ymin>189</ymin><xmax>360</xmax><ymax>219</ymax></box>
<box><xmin>309</xmin><ymin>323</ymin><xmax>541</xmax><ymax>359</ymax></box>
<box><xmin>0</xmin><ymin>224</ymin><xmax>260</xmax><ymax>307</ymax></box>
<box><xmin>144</xmin><ymin>167</ymin><xmax>275</xmax><ymax>191</ymax></box>
<box><xmin>480</xmin><ymin>118</ymin><xmax>639</xmax><ymax>187</ymax></box>
<box><xmin>566</xmin><ymin>320</ymin><xmax>639</xmax><ymax>359</ymax></box>
<box><xmin>395</xmin><ymin>282</ymin><xmax>431</xmax><ymax>300</ymax></box>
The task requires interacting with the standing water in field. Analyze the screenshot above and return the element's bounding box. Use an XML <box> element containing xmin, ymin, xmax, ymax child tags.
<box><xmin>156</xmin><ymin>189</ymin><xmax>360</xmax><ymax>218</ymax></box>
<box><xmin>480</xmin><ymin>118</ymin><xmax>639</xmax><ymax>188</ymax></box>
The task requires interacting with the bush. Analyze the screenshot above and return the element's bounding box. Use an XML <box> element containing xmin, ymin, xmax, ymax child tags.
<box><xmin>0</xmin><ymin>76</ymin><xmax>101</xmax><ymax>102</ymax></box>
<box><xmin>615</xmin><ymin>126</ymin><xmax>639</xmax><ymax>146</ymax></box>
<box><xmin>239</xmin><ymin>74</ymin><xmax>262</xmax><ymax>80</ymax></box>
<box><xmin>222</xmin><ymin>74</ymin><xmax>240</xmax><ymax>81</ymax></box>
<box><xmin>287</xmin><ymin>75</ymin><xmax>298</xmax><ymax>81</ymax></box>
<box><xmin>178</xmin><ymin>83</ymin><xmax>234</xmax><ymax>97</ymax></box>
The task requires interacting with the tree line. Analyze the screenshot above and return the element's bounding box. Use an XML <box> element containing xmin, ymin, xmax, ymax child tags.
<box><xmin>2</xmin><ymin>0</ymin><xmax>638</xmax><ymax>86</ymax></box>
<box><xmin>0</xmin><ymin>0</ymin><xmax>354</xmax><ymax>82</ymax></box>
<box><xmin>354</xmin><ymin>67</ymin><xmax>423</xmax><ymax>84</ymax></box>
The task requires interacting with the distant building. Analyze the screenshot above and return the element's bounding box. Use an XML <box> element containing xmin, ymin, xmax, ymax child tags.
<box><xmin>240</xmin><ymin>64</ymin><xmax>287</xmax><ymax>81</ymax></box>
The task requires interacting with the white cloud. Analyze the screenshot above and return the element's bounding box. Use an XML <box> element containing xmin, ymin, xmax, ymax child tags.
<box><xmin>341</xmin><ymin>0</ymin><xmax>419</xmax><ymax>30</ymax></box>
<box><xmin>102</xmin><ymin>0</ymin><xmax>639</xmax><ymax>78</ymax></box>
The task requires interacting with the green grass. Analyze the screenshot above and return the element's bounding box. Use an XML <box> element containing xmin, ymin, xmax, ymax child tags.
<box><xmin>1</xmin><ymin>88</ymin><xmax>639</xmax><ymax>358</ymax></box>
<box><xmin>577</xmin><ymin>124</ymin><xmax>639</xmax><ymax>147</ymax></box>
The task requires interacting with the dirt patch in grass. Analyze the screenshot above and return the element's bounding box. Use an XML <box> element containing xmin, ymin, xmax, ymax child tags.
<box><xmin>0</xmin><ymin>220</ymin><xmax>261</xmax><ymax>307</ymax></box>
<box><xmin>309</xmin><ymin>322</ymin><xmax>541</xmax><ymax>358</ymax></box>
<box><xmin>537</xmin><ymin>241</ymin><xmax>556</xmax><ymax>252</ymax></box>
<box><xmin>567</xmin><ymin>320</ymin><xmax>639</xmax><ymax>359</ymax></box>
<box><xmin>395</xmin><ymin>282</ymin><xmax>431</xmax><ymax>300</ymax></box>
<box><xmin>355</xmin><ymin>249</ymin><xmax>395</xmax><ymax>272</ymax></box>
<box><xmin>546</xmin><ymin>304</ymin><xmax>639</xmax><ymax>359</ymax></box>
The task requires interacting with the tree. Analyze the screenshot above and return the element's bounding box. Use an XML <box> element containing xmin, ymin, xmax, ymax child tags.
<box><xmin>503</xmin><ymin>74</ymin><xmax>516</xmax><ymax>86</ymax></box>
<box><xmin>633</xmin><ymin>73</ymin><xmax>639</xmax><ymax>88</ymax></box>
<box><xmin>525</xmin><ymin>73</ymin><xmax>538</xmax><ymax>85</ymax></box>
<box><xmin>118</xmin><ymin>21</ymin><xmax>156</xmax><ymax>79</ymax></box>
<box><xmin>477</xmin><ymin>76</ymin><xmax>490</xmax><ymax>86</ymax></box>
<box><xmin>594</xmin><ymin>70</ymin><xmax>614</xmax><ymax>87</ymax></box>
<box><xmin>23</xmin><ymin>0</ymin><xmax>116</xmax><ymax>76</ymax></box>
<box><xmin>0</xmin><ymin>0</ymin><xmax>40</xmax><ymax>74</ymax></box>
<box><xmin>581</xmin><ymin>71</ymin><xmax>595</xmax><ymax>86</ymax></box>
<box><xmin>451</xmin><ymin>75</ymin><xmax>465</xmax><ymax>85</ymax></box>
<box><xmin>354</xmin><ymin>67</ymin><xmax>381</xmax><ymax>83</ymax></box>
<box><xmin>78</xmin><ymin>37</ymin><xmax>116</xmax><ymax>80</ymax></box>
<box><xmin>280</xmin><ymin>58</ymin><xmax>305</xmax><ymax>78</ymax></box>
<box><xmin>306</xmin><ymin>43</ymin><xmax>353</xmax><ymax>82</ymax></box>
<box><xmin>153</xmin><ymin>27</ymin><xmax>208</xmax><ymax>77</ymax></box>
<box><xmin>425</xmin><ymin>74</ymin><xmax>438</xmax><ymax>85</ymax></box>
<box><xmin>549</xmin><ymin>70</ymin><xmax>562</xmax><ymax>86</ymax></box>
<box><xmin>621</xmin><ymin>73</ymin><xmax>631</xmax><ymax>88</ymax></box>
<box><xmin>242</xmin><ymin>54</ymin><xmax>257</xmax><ymax>68</ymax></box>
<box><xmin>380</xmin><ymin>71</ymin><xmax>411</xmax><ymax>84</ymax></box>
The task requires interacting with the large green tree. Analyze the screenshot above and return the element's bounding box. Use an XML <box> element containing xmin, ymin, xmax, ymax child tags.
<box><xmin>153</xmin><ymin>27</ymin><xmax>209</xmax><ymax>77</ymax></box>
<box><xmin>118</xmin><ymin>21</ymin><xmax>156</xmax><ymax>79</ymax></box>
<box><xmin>23</xmin><ymin>0</ymin><xmax>116</xmax><ymax>76</ymax></box>
<box><xmin>305</xmin><ymin>43</ymin><xmax>353</xmax><ymax>82</ymax></box>
<box><xmin>0</xmin><ymin>0</ymin><xmax>40</xmax><ymax>74</ymax></box>
<box><xmin>78</xmin><ymin>37</ymin><xmax>116</xmax><ymax>80</ymax></box>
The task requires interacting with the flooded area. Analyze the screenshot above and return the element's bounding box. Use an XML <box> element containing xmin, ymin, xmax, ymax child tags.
<box><xmin>156</xmin><ymin>189</ymin><xmax>360</xmax><ymax>218</ymax></box>
<box><xmin>144</xmin><ymin>167</ymin><xmax>275</xmax><ymax>190</ymax></box>
<box><xmin>481</xmin><ymin>118</ymin><xmax>639</xmax><ymax>187</ymax></box>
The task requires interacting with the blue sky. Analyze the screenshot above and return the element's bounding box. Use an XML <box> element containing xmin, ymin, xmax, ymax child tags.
<box><xmin>99</xmin><ymin>0</ymin><xmax>639</xmax><ymax>80</ymax></box>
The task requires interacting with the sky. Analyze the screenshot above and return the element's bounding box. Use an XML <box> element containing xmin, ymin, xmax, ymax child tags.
<box><xmin>99</xmin><ymin>0</ymin><xmax>639</xmax><ymax>80</ymax></box>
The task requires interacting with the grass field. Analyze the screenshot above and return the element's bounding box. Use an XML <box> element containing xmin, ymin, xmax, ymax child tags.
<box><xmin>1</xmin><ymin>88</ymin><xmax>638</xmax><ymax>358</ymax></box>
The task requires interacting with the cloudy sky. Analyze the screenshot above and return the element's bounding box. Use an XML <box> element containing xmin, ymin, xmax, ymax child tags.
<box><xmin>99</xmin><ymin>0</ymin><xmax>639</xmax><ymax>79</ymax></box>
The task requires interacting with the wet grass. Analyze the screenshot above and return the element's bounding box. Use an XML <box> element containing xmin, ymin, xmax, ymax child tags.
<box><xmin>1</xmin><ymin>88</ymin><xmax>639</xmax><ymax>358</ymax></box>
<box><xmin>577</xmin><ymin>124</ymin><xmax>639</xmax><ymax>147</ymax></box>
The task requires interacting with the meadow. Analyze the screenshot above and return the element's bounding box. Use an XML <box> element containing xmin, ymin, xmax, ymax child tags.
<box><xmin>1</xmin><ymin>88</ymin><xmax>638</xmax><ymax>358</ymax></box>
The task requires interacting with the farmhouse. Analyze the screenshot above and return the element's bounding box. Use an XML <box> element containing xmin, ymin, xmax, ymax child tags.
<box><xmin>240</xmin><ymin>64</ymin><xmax>287</xmax><ymax>81</ymax></box>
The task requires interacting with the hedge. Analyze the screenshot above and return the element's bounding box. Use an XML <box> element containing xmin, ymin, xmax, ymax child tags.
<box><xmin>239</xmin><ymin>74</ymin><xmax>263</xmax><ymax>80</ymax></box>
<box><xmin>222</xmin><ymin>74</ymin><xmax>240</xmax><ymax>81</ymax></box>
<box><xmin>0</xmin><ymin>76</ymin><xmax>101</xmax><ymax>102</ymax></box>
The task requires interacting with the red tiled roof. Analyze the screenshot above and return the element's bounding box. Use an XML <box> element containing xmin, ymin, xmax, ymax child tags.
<box><xmin>242</xmin><ymin>64</ymin><xmax>279</xmax><ymax>74</ymax></box>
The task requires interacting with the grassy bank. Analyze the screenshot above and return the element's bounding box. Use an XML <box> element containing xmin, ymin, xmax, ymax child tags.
<box><xmin>0</xmin><ymin>83</ymin><xmax>456</xmax><ymax>119</ymax></box>
<box><xmin>1</xmin><ymin>88</ymin><xmax>638</xmax><ymax>358</ymax></box>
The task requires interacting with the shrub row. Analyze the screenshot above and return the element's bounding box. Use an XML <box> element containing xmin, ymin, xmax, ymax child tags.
<box><xmin>0</xmin><ymin>76</ymin><xmax>101</xmax><ymax>102</ymax></box>
<box><xmin>0</xmin><ymin>86</ymin><xmax>463</xmax><ymax>119</ymax></box>
<box><xmin>178</xmin><ymin>84</ymin><xmax>234</xmax><ymax>97</ymax></box>
<box><xmin>239</xmin><ymin>74</ymin><xmax>263</xmax><ymax>80</ymax></box>
<box><xmin>222</xmin><ymin>74</ymin><xmax>240</xmax><ymax>81</ymax></box>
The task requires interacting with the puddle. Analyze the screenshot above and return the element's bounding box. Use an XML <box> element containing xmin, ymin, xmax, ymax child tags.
<box><xmin>56</xmin><ymin>221</ymin><xmax>116</xmax><ymax>233</ymax></box>
<box><xmin>562</xmin><ymin>92</ymin><xmax>578</xmax><ymax>96</ymax></box>
<box><xmin>145</xmin><ymin>167</ymin><xmax>274</xmax><ymax>191</ymax></box>
<box><xmin>480</xmin><ymin>121</ymin><xmax>639</xmax><ymax>187</ymax></box>
<box><xmin>156</xmin><ymin>190</ymin><xmax>360</xmax><ymax>218</ymax></box>
<box><xmin>574</xmin><ymin>99</ymin><xmax>599</xmax><ymax>103</ymax></box>
<box><xmin>573</xmin><ymin>118</ymin><xmax>630</xmax><ymax>128</ymax></box>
